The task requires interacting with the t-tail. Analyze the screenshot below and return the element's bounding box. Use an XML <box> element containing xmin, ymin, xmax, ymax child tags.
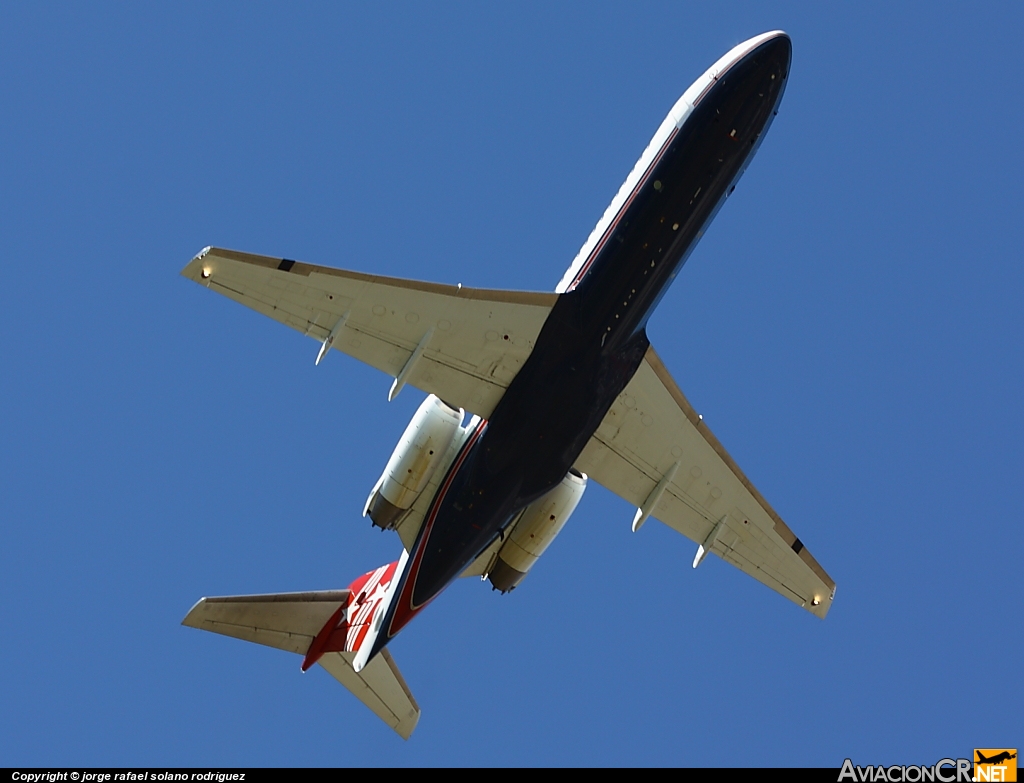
<box><xmin>182</xmin><ymin>551</ymin><xmax>417</xmax><ymax>739</ymax></box>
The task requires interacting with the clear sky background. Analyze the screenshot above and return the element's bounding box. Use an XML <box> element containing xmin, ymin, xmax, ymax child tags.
<box><xmin>1</xmin><ymin>2</ymin><xmax>1021</xmax><ymax>767</ymax></box>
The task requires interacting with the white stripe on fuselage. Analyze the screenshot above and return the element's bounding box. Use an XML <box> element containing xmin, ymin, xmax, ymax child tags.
<box><xmin>554</xmin><ymin>31</ymin><xmax>786</xmax><ymax>294</ymax></box>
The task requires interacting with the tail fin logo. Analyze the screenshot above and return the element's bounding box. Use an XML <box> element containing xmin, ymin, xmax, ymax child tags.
<box><xmin>300</xmin><ymin>561</ymin><xmax>398</xmax><ymax>671</ymax></box>
<box><xmin>975</xmin><ymin>750</ymin><xmax>1017</xmax><ymax>782</ymax></box>
<box><xmin>343</xmin><ymin>563</ymin><xmax>396</xmax><ymax>653</ymax></box>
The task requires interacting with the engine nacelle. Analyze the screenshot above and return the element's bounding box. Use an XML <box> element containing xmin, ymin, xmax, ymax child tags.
<box><xmin>488</xmin><ymin>468</ymin><xmax>587</xmax><ymax>592</ymax></box>
<box><xmin>364</xmin><ymin>395</ymin><xmax>463</xmax><ymax>530</ymax></box>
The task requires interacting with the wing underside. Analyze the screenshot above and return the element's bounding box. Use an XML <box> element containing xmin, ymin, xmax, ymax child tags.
<box><xmin>182</xmin><ymin>247</ymin><xmax>557</xmax><ymax>418</ymax></box>
<box><xmin>575</xmin><ymin>345</ymin><xmax>836</xmax><ymax>618</ymax></box>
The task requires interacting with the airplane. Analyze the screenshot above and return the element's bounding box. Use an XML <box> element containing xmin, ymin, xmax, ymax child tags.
<box><xmin>181</xmin><ymin>30</ymin><xmax>835</xmax><ymax>740</ymax></box>
<box><xmin>977</xmin><ymin>752</ymin><xmax>1017</xmax><ymax>765</ymax></box>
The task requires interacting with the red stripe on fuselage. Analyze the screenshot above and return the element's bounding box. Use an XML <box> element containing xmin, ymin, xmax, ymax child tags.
<box><xmin>387</xmin><ymin>419</ymin><xmax>488</xmax><ymax>637</ymax></box>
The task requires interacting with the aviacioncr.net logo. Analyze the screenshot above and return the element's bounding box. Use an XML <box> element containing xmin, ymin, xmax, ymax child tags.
<box><xmin>839</xmin><ymin>758</ymin><xmax>973</xmax><ymax>782</ymax></box>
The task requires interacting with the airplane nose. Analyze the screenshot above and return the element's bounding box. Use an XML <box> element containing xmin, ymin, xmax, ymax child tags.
<box><xmin>751</xmin><ymin>31</ymin><xmax>792</xmax><ymax>74</ymax></box>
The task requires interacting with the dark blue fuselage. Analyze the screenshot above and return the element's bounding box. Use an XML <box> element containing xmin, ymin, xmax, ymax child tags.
<box><xmin>376</xmin><ymin>33</ymin><xmax>792</xmax><ymax>651</ymax></box>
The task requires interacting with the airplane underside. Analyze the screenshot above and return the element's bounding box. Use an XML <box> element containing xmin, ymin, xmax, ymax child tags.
<box><xmin>181</xmin><ymin>31</ymin><xmax>836</xmax><ymax>740</ymax></box>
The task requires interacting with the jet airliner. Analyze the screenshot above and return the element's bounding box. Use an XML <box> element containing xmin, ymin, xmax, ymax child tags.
<box><xmin>182</xmin><ymin>31</ymin><xmax>835</xmax><ymax>739</ymax></box>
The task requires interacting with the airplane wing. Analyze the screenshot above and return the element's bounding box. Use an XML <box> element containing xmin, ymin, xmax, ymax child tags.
<box><xmin>181</xmin><ymin>247</ymin><xmax>557</xmax><ymax>418</ymax></box>
<box><xmin>574</xmin><ymin>345</ymin><xmax>836</xmax><ymax>618</ymax></box>
<box><xmin>183</xmin><ymin>591</ymin><xmax>420</xmax><ymax>739</ymax></box>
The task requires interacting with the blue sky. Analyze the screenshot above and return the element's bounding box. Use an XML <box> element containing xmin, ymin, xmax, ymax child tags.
<box><xmin>1</xmin><ymin>3</ymin><xmax>1021</xmax><ymax>767</ymax></box>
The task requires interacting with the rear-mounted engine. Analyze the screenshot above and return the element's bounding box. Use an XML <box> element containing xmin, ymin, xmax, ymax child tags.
<box><xmin>488</xmin><ymin>468</ymin><xmax>587</xmax><ymax>592</ymax></box>
<box><xmin>363</xmin><ymin>395</ymin><xmax>464</xmax><ymax>530</ymax></box>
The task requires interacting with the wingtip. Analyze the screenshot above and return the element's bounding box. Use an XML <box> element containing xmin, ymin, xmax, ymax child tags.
<box><xmin>397</xmin><ymin>714</ymin><xmax>420</xmax><ymax>741</ymax></box>
<box><xmin>809</xmin><ymin>590</ymin><xmax>835</xmax><ymax>620</ymax></box>
<box><xmin>181</xmin><ymin>596</ymin><xmax>208</xmax><ymax>628</ymax></box>
<box><xmin>180</xmin><ymin>246</ymin><xmax>213</xmax><ymax>279</ymax></box>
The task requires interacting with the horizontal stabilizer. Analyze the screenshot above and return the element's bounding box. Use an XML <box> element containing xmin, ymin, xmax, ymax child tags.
<box><xmin>182</xmin><ymin>590</ymin><xmax>350</xmax><ymax>655</ymax></box>
<box><xmin>319</xmin><ymin>649</ymin><xmax>420</xmax><ymax>740</ymax></box>
<box><xmin>182</xmin><ymin>588</ymin><xmax>420</xmax><ymax>739</ymax></box>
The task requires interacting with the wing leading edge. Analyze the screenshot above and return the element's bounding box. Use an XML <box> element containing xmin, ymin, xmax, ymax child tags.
<box><xmin>182</xmin><ymin>247</ymin><xmax>557</xmax><ymax>419</ymax></box>
<box><xmin>575</xmin><ymin>345</ymin><xmax>836</xmax><ymax>618</ymax></box>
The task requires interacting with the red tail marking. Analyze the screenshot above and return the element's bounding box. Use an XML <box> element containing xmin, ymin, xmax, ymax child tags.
<box><xmin>301</xmin><ymin>602</ymin><xmax>346</xmax><ymax>672</ymax></box>
<box><xmin>301</xmin><ymin>561</ymin><xmax>399</xmax><ymax>671</ymax></box>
